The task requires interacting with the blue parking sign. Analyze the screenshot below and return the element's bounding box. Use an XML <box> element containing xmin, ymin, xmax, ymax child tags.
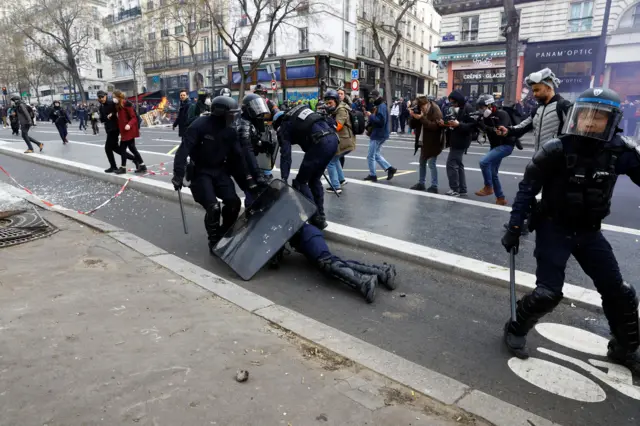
<box><xmin>351</xmin><ymin>69</ymin><xmax>359</xmax><ymax>80</ymax></box>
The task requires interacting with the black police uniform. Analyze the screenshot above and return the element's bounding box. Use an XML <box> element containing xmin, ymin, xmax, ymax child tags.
<box><xmin>50</xmin><ymin>103</ymin><xmax>71</xmax><ymax>144</ymax></box>
<box><xmin>502</xmin><ymin>88</ymin><xmax>640</xmax><ymax>372</ymax></box>
<box><xmin>172</xmin><ymin>97</ymin><xmax>254</xmax><ymax>251</ymax></box>
<box><xmin>276</xmin><ymin>104</ymin><xmax>339</xmax><ymax>228</ymax></box>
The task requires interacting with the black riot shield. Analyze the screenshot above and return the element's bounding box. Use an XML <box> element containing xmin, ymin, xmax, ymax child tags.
<box><xmin>255</xmin><ymin>127</ymin><xmax>279</xmax><ymax>171</ymax></box>
<box><xmin>212</xmin><ymin>179</ymin><xmax>317</xmax><ymax>280</ymax></box>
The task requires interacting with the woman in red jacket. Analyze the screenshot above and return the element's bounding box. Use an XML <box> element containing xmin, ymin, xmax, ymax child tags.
<box><xmin>112</xmin><ymin>90</ymin><xmax>146</xmax><ymax>174</ymax></box>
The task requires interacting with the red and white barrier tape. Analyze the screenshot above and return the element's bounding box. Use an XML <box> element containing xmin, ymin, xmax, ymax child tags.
<box><xmin>0</xmin><ymin>164</ymin><xmax>169</xmax><ymax>215</ymax></box>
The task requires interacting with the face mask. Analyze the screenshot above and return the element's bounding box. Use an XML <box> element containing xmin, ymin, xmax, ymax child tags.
<box><xmin>204</xmin><ymin>98</ymin><xmax>212</xmax><ymax>106</ymax></box>
<box><xmin>483</xmin><ymin>109</ymin><xmax>492</xmax><ymax>118</ymax></box>
<box><xmin>113</xmin><ymin>98</ymin><xmax>119</xmax><ymax>104</ymax></box>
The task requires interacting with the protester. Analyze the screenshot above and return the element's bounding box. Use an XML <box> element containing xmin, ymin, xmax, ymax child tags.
<box><xmin>49</xmin><ymin>101</ymin><xmax>71</xmax><ymax>145</ymax></box>
<box><xmin>9</xmin><ymin>109</ymin><xmax>19</xmax><ymax>135</ymax></box>
<box><xmin>172</xmin><ymin>89</ymin><xmax>191</xmax><ymax>140</ymax></box>
<box><xmin>77</xmin><ymin>103</ymin><xmax>88</xmax><ymax>132</ymax></box>
<box><xmin>398</xmin><ymin>97</ymin><xmax>409</xmax><ymax>134</ymax></box>
<box><xmin>12</xmin><ymin>96</ymin><xmax>43</xmax><ymax>153</ymax></box>
<box><xmin>409</xmin><ymin>95</ymin><xmax>443</xmax><ymax>193</ymax></box>
<box><xmin>390</xmin><ymin>100</ymin><xmax>400</xmax><ymax>135</ymax></box>
<box><xmin>442</xmin><ymin>90</ymin><xmax>476</xmax><ymax>197</ymax></box>
<box><xmin>89</xmin><ymin>103</ymin><xmax>100</xmax><ymax>135</ymax></box>
<box><xmin>474</xmin><ymin>94</ymin><xmax>515</xmax><ymax>205</ymax></box>
<box><xmin>621</xmin><ymin>99</ymin><xmax>638</xmax><ymax>138</ymax></box>
<box><xmin>364</xmin><ymin>90</ymin><xmax>396</xmax><ymax>182</ymax></box>
<box><xmin>112</xmin><ymin>90</ymin><xmax>146</xmax><ymax>175</ymax></box>
<box><xmin>324</xmin><ymin>89</ymin><xmax>355</xmax><ymax>194</ymax></box>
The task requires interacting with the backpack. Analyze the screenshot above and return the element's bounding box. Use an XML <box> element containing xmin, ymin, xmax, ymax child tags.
<box><xmin>500</xmin><ymin>105</ymin><xmax>523</xmax><ymax>146</ymax></box>
<box><xmin>348</xmin><ymin>109</ymin><xmax>366</xmax><ymax>135</ymax></box>
<box><xmin>556</xmin><ymin>99</ymin><xmax>572</xmax><ymax>135</ymax></box>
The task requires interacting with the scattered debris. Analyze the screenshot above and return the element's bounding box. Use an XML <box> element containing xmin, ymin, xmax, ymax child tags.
<box><xmin>316</xmin><ymin>413</ymin><xmax>328</xmax><ymax>422</ymax></box>
<box><xmin>380</xmin><ymin>386</ymin><xmax>414</xmax><ymax>406</ymax></box>
<box><xmin>399</xmin><ymin>293</ymin><xmax>407</xmax><ymax>297</ymax></box>
<box><xmin>235</xmin><ymin>370</ymin><xmax>249</xmax><ymax>383</ymax></box>
<box><xmin>571</xmin><ymin>303</ymin><xmax>576</xmax><ymax>308</ymax></box>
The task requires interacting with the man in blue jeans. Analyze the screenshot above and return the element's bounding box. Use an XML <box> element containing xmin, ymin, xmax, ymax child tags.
<box><xmin>474</xmin><ymin>94</ymin><xmax>515</xmax><ymax>205</ymax></box>
<box><xmin>364</xmin><ymin>90</ymin><xmax>397</xmax><ymax>182</ymax></box>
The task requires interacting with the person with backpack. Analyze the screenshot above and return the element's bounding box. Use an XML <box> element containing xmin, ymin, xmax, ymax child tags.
<box><xmin>323</xmin><ymin>89</ymin><xmax>355</xmax><ymax>194</ymax></box>
<box><xmin>12</xmin><ymin>96</ymin><xmax>44</xmax><ymax>153</ymax></box>
<box><xmin>364</xmin><ymin>90</ymin><xmax>397</xmax><ymax>182</ymax></box>
<box><xmin>497</xmin><ymin>68</ymin><xmax>571</xmax><ymax>153</ymax></box>
<box><xmin>112</xmin><ymin>90</ymin><xmax>146</xmax><ymax>175</ymax></box>
<box><xmin>474</xmin><ymin>94</ymin><xmax>516</xmax><ymax>206</ymax></box>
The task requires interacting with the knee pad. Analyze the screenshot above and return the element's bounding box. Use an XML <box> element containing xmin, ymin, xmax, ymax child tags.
<box><xmin>603</xmin><ymin>282</ymin><xmax>639</xmax><ymax>351</ymax></box>
<box><xmin>521</xmin><ymin>287</ymin><xmax>563</xmax><ymax>315</ymax></box>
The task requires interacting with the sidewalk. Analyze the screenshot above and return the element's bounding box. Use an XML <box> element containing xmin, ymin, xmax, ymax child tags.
<box><xmin>0</xmin><ymin>208</ymin><xmax>487</xmax><ymax>426</ymax></box>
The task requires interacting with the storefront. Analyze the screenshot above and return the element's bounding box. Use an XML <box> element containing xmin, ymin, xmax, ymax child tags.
<box><xmin>437</xmin><ymin>43</ymin><xmax>525</xmax><ymax>100</ymax></box>
<box><xmin>524</xmin><ymin>37</ymin><xmax>599</xmax><ymax>101</ymax></box>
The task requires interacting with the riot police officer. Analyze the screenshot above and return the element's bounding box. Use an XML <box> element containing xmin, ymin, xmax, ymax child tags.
<box><xmin>172</xmin><ymin>96</ymin><xmax>257</xmax><ymax>252</ymax></box>
<box><xmin>273</xmin><ymin>104</ymin><xmax>339</xmax><ymax>230</ymax></box>
<box><xmin>501</xmin><ymin>88</ymin><xmax>640</xmax><ymax>373</ymax></box>
<box><xmin>234</xmin><ymin>94</ymin><xmax>276</xmax><ymax>205</ymax></box>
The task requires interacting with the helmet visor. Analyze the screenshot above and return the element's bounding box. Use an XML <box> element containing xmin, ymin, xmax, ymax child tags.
<box><xmin>247</xmin><ymin>97</ymin><xmax>269</xmax><ymax>117</ymax></box>
<box><xmin>563</xmin><ymin>102</ymin><xmax>618</xmax><ymax>142</ymax></box>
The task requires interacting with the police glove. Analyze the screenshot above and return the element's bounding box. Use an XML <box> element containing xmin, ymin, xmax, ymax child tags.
<box><xmin>501</xmin><ymin>227</ymin><xmax>521</xmax><ymax>254</ymax></box>
<box><xmin>171</xmin><ymin>175</ymin><xmax>183</xmax><ymax>191</ymax></box>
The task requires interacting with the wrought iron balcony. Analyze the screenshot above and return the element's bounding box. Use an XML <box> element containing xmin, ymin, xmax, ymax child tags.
<box><xmin>103</xmin><ymin>6</ymin><xmax>142</xmax><ymax>26</ymax></box>
<box><xmin>143</xmin><ymin>51</ymin><xmax>230</xmax><ymax>72</ymax></box>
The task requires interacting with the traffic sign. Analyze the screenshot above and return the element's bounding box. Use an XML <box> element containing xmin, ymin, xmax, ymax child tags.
<box><xmin>271</xmin><ymin>80</ymin><xmax>277</xmax><ymax>90</ymax></box>
<box><xmin>351</xmin><ymin>69</ymin><xmax>359</xmax><ymax>80</ymax></box>
<box><xmin>350</xmin><ymin>79</ymin><xmax>359</xmax><ymax>91</ymax></box>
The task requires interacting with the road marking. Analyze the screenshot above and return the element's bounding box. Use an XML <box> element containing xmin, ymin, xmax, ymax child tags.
<box><xmin>42</xmin><ymin>140</ymin><xmax>175</xmax><ymax>158</ymax></box>
<box><xmin>152</xmin><ymin>138</ymin><xmax>181</xmax><ymax>143</ymax></box>
<box><xmin>167</xmin><ymin>145</ymin><xmax>180</xmax><ymax>155</ymax></box>
<box><xmin>292</xmin><ymin>150</ymin><xmax>368</xmax><ymax>160</ymax></box>
<box><xmin>508</xmin><ymin>357</ymin><xmax>606</xmax><ymax>402</ymax></box>
<box><xmin>534</xmin><ymin>323</ymin><xmax>608</xmax><ymax>356</ymax></box>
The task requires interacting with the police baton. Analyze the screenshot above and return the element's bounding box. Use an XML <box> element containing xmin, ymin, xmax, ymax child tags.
<box><xmin>323</xmin><ymin>173</ymin><xmax>340</xmax><ymax>198</ymax></box>
<box><xmin>177</xmin><ymin>190</ymin><xmax>189</xmax><ymax>234</ymax></box>
<box><xmin>509</xmin><ymin>247</ymin><xmax>517</xmax><ymax>323</ymax></box>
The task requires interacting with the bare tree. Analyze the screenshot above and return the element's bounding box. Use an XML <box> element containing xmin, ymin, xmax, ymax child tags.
<box><xmin>19</xmin><ymin>58</ymin><xmax>55</xmax><ymax>105</ymax></box>
<box><xmin>502</xmin><ymin>0</ymin><xmax>520</xmax><ymax>106</ymax></box>
<box><xmin>364</xmin><ymin>0</ymin><xmax>417</xmax><ymax>109</ymax></box>
<box><xmin>160</xmin><ymin>0</ymin><xmax>206</xmax><ymax>90</ymax></box>
<box><xmin>9</xmin><ymin>0</ymin><xmax>94</xmax><ymax>104</ymax></box>
<box><xmin>105</xmin><ymin>38</ymin><xmax>146</xmax><ymax>112</ymax></box>
<box><xmin>207</xmin><ymin>0</ymin><xmax>308</xmax><ymax>99</ymax></box>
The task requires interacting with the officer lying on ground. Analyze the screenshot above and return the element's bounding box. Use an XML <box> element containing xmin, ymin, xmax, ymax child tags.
<box><xmin>501</xmin><ymin>88</ymin><xmax>640</xmax><ymax>374</ymax></box>
<box><xmin>172</xmin><ymin>96</ymin><xmax>260</xmax><ymax>253</ymax></box>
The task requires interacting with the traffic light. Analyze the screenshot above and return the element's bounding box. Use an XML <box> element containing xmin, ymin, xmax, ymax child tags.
<box><xmin>2</xmin><ymin>87</ymin><xmax>6</xmax><ymax>95</ymax></box>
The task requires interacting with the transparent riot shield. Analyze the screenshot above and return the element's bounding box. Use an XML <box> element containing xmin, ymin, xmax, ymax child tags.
<box><xmin>255</xmin><ymin>127</ymin><xmax>279</xmax><ymax>171</ymax></box>
<box><xmin>212</xmin><ymin>179</ymin><xmax>317</xmax><ymax>280</ymax></box>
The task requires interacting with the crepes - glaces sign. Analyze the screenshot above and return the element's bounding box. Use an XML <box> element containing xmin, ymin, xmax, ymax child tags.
<box><xmin>463</xmin><ymin>71</ymin><xmax>506</xmax><ymax>80</ymax></box>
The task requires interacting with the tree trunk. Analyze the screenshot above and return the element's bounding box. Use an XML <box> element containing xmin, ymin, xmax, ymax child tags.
<box><xmin>238</xmin><ymin>60</ymin><xmax>246</xmax><ymax>100</ymax></box>
<box><xmin>133</xmin><ymin>69</ymin><xmax>139</xmax><ymax>113</ymax></box>
<box><xmin>503</xmin><ymin>0</ymin><xmax>520</xmax><ymax>106</ymax></box>
<box><xmin>384</xmin><ymin>62</ymin><xmax>392</xmax><ymax>110</ymax></box>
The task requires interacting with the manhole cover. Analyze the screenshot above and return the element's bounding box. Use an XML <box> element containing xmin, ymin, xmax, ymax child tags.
<box><xmin>0</xmin><ymin>208</ymin><xmax>59</xmax><ymax>248</ymax></box>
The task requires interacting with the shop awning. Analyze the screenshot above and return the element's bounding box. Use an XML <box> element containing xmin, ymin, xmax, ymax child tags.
<box><xmin>127</xmin><ymin>90</ymin><xmax>164</xmax><ymax>102</ymax></box>
<box><xmin>429</xmin><ymin>49</ymin><xmax>440</xmax><ymax>64</ymax></box>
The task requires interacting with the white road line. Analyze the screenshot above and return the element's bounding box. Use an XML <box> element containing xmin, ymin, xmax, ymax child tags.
<box><xmin>409</xmin><ymin>163</ymin><xmax>525</xmax><ymax>177</ymax></box>
<box><xmin>151</xmin><ymin>138</ymin><xmax>181</xmax><ymax>143</ymax></box>
<box><xmin>291</xmin><ymin>150</ymin><xmax>368</xmax><ymax>160</ymax></box>
<box><xmin>55</xmin><ymin>140</ymin><xmax>174</xmax><ymax>158</ymax></box>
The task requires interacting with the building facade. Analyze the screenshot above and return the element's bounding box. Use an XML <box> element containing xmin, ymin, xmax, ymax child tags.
<box><xmin>356</xmin><ymin>0</ymin><xmax>440</xmax><ymax>101</ymax></box>
<box><xmin>603</xmin><ymin>0</ymin><xmax>640</xmax><ymax>102</ymax></box>
<box><xmin>433</xmin><ymin>0</ymin><xmax>611</xmax><ymax>101</ymax></box>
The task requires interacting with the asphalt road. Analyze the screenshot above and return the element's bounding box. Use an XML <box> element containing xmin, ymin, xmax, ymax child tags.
<box><xmin>0</xmin><ymin>153</ymin><xmax>639</xmax><ymax>426</ymax></box>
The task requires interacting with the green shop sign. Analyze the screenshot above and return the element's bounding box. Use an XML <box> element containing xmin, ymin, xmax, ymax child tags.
<box><xmin>438</xmin><ymin>50</ymin><xmax>506</xmax><ymax>61</ymax></box>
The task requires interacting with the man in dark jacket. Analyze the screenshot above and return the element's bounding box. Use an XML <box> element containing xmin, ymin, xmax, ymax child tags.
<box><xmin>442</xmin><ymin>90</ymin><xmax>476</xmax><ymax>197</ymax></box>
<box><xmin>398</xmin><ymin>97</ymin><xmax>409</xmax><ymax>134</ymax></box>
<box><xmin>12</xmin><ymin>96</ymin><xmax>43</xmax><ymax>153</ymax></box>
<box><xmin>173</xmin><ymin>89</ymin><xmax>191</xmax><ymax>138</ymax></box>
<box><xmin>474</xmin><ymin>94</ymin><xmax>515</xmax><ymax>205</ymax></box>
<box><xmin>77</xmin><ymin>104</ymin><xmax>88</xmax><ymax>132</ymax></box>
<box><xmin>187</xmin><ymin>91</ymin><xmax>211</xmax><ymax>126</ymax></box>
<box><xmin>364</xmin><ymin>90</ymin><xmax>397</xmax><ymax>182</ymax></box>
<box><xmin>98</xmin><ymin>90</ymin><xmax>136</xmax><ymax>173</ymax></box>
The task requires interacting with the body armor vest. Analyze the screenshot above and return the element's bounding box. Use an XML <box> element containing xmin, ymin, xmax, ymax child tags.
<box><xmin>541</xmin><ymin>140</ymin><xmax>620</xmax><ymax>228</ymax></box>
<box><xmin>284</xmin><ymin>104</ymin><xmax>324</xmax><ymax>140</ymax></box>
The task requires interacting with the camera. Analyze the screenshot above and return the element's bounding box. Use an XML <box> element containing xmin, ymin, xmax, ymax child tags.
<box><xmin>412</xmin><ymin>105</ymin><xmax>420</xmax><ymax>115</ymax></box>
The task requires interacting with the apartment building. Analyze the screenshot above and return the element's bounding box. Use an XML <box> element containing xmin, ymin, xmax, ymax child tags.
<box><xmin>432</xmin><ymin>0</ymin><xmax>622</xmax><ymax>101</ymax></box>
<box><xmin>357</xmin><ymin>0</ymin><xmax>440</xmax><ymax>100</ymax></box>
<box><xmin>604</xmin><ymin>0</ymin><xmax>640</xmax><ymax>101</ymax></box>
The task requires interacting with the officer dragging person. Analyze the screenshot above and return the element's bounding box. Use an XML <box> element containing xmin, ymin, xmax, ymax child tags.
<box><xmin>501</xmin><ymin>88</ymin><xmax>640</xmax><ymax>374</ymax></box>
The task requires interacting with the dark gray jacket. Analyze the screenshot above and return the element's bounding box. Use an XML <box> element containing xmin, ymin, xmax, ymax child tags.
<box><xmin>16</xmin><ymin>103</ymin><xmax>34</xmax><ymax>126</ymax></box>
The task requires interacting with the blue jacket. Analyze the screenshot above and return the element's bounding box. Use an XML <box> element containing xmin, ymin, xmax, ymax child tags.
<box><xmin>368</xmin><ymin>101</ymin><xmax>390</xmax><ymax>140</ymax></box>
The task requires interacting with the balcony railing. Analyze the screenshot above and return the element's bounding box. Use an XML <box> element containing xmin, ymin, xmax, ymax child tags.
<box><xmin>143</xmin><ymin>51</ymin><xmax>230</xmax><ymax>72</ymax></box>
<box><xmin>103</xmin><ymin>6</ymin><xmax>142</xmax><ymax>26</ymax></box>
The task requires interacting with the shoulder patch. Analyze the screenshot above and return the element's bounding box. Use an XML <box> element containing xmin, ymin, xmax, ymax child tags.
<box><xmin>297</xmin><ymin>108</ymin><xmax>313</xmax><ymax>120</ymax></box>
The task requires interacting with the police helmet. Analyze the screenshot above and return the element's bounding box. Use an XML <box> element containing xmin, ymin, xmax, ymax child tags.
<box><xmin>323</xmin><ymin>89</ymin><xmax>339</xmax><ymax>102</ymax></box>
<box><xmin>476</xmin><ymin>94</ymin><xmax>495</xmax><ymax>108</ymax></box>
<box><xmin>272</xmin><ymin>111</ymin><xmax>285</xmax><ymax>130</ymax></box>
<box><xmin>563</xmin><ymin>87</ymin><xmax>622</xmax><ymax>143</ymax></box>
<box><xmin>210</xmin><ymin>96</ymin><xmax>239</xmax><ymax>116</ymax></box>
<box><xmin>10</xmin><ymin>96</ymin><xmax>20</xmax><ymax>103</ymax></box>
<box><xmin>254</xmin><ymin>84</ymin><xmax>268</xmax><ymax>96</ymax></box>
<box><xmin>241</xmin><ymin>93</ymin><xmax>269</xmax><ymax>119</ymax></box>
<box><xmin>219</xmin><ymin>88</ymin><xmax>231</xmax><ymax>97</ymax></box>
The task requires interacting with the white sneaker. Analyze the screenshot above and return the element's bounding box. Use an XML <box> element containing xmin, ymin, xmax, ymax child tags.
<box><xmin>445</xmin><ymin>190</ymin><xmax>460</xmax><ymax>197</ymax></box>
<box><xmin>391</xmin><ymin>132</ymin><xmax>397</xmax><ymax>135</ymax></box>
<box><xmin>325</xmin><ymin>186</ymin><xmax>342</xmax><ymax>194</ymax></box>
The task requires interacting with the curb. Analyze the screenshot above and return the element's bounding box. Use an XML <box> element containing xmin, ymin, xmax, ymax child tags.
<box><xmin>0</xmin><ymin>181</ymin><xmax>559</xmax><ymax>426</ymax></box>
<box><xmin>1</xmin><ymin>143</ymin><xmax>629</xmax><ymax>318</ymax></box>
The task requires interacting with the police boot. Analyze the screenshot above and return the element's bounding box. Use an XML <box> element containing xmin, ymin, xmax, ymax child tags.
<box><xmin>204</xmin><ymin>203</ymin><xmax>222</xmax><ymax>253</ymax></box>
<box><xmin>602</xmin><ymin>282</ymin><xmax>640</xmax><ymax>375</ymax></box>
<box><xmin>345</xmin><ymin>261</ymin><xmax>397</xmax><ymax>290</ymax></box>
<box><xmin>318</xmin><ymin>257</ymin><xmax>377</xmax><ymax>303</ymax></box>
<box><xmin>505</xmin><ymin>287</ymin><xmax>563</xmax><ymax>359</ymax></box>
<box><xmin>310</xmin><ymin>214</ymin><xmax>328</xmax><ymax>230</ymax></box>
